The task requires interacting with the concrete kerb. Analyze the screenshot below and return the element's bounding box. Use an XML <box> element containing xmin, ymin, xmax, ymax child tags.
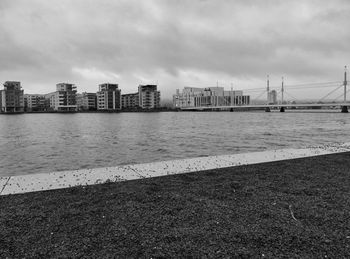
<box><xmin>1</xmin><ymin>143</ymin><xmax>350</xmax><ymax>196</ymax></box>
<box><xmin>0</xmin><ymin>177</ymin><xmax>11</xmax><ymax>195</ymax></box>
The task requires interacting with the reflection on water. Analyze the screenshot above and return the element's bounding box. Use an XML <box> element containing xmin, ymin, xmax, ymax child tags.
<box><xmin>0</xmin><ymin>111</ymin><xmax>349</xmax><ymax>176</ymax></box>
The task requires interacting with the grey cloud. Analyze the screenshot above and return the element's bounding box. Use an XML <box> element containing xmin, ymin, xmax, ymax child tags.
<box><xmin>0</xmin><ymin>0</ymin><xmax>349</xmax><ymax>98</ymax></box>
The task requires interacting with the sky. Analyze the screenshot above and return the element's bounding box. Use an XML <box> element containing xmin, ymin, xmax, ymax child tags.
<box><xmin>0</xmin><ymin>0</ymin><xmax>350</xmax><ymax>101</ymax></box>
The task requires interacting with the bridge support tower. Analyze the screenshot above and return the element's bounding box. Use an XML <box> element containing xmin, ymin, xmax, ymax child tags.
<box><xmin>280</xmin><ymin>77</ymin><xmax>285</xmax><ymax>112</ymax></box>
<box><xmin>281</xmin><ymin>77</ymin><xmax>284</xmax><ymax>105</ymax></box>
<box><xmin>342</xmin><ymin>66</ymin><xmax>348</xmax><ymax>113</ymax></box>
<box><xmin>265</xmin><ymin>75</ymin><xmax>271</xmax><ymax>112</ymax></box>
<box><xmin>341</xmin><ymin>66</ymin><xmax>348</xmax><ymax>113</ymax></box>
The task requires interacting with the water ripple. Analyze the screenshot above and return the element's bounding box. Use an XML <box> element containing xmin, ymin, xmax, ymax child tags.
<box><xmin>0</xmin><ymin>112</ymin><xmax>349</xmax><ymax>176</ymax></box>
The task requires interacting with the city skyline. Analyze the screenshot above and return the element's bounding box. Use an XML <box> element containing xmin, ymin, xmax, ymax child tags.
<box><xmin>1</xmin><ymin>1</ymin><xmax>350</xmax><ymax>100</ymax></box>
<box><xmin>0</xmin><ymin>81</ymin><xmax>161</xmax><ymax>112</ymax></box>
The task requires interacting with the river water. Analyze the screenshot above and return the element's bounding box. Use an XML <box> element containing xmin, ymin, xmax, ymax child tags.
<box><xmin>0</xmin><ymin>111</ymin><xmax>349</xmax><ymax>177</ymax></box>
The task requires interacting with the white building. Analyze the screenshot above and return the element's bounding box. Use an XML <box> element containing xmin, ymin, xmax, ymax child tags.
<box><xmin>45</xmin><ymin>83</ymin><xmax>77</xmax><ymax>111</ymax></box>
<box><xmin>24</xmin><ymin>94</ymin><xmax>46</xmax><ymax>111</ymax></box>
<box><xmin>173</xmin><ymin>87</ymin><xmax>250</xmax><ymax>108</ymax></box>
<box><xmin>77</xmin><ymin>92</ymin><xmax>97</xmax><ymax>111</ymax></box>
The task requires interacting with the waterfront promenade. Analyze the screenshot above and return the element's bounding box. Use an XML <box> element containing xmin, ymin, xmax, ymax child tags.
<box><xmin>1</xmin><ymin>149</ymin><xmax>350</xmax><ymax>257</ymax></box>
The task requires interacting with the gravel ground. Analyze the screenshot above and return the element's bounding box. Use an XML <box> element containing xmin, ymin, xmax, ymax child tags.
<box><xmin>1</xmin><ymin>152</ymin><xmax>350</xmax><ymax>258</ymax></box>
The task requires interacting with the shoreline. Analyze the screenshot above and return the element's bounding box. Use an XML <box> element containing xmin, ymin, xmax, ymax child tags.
<box><xmin>1</xmin><ymin>152</ymin><xmax>350</xmax><ymax>257</ymax></box>
<box><xmin>0</xmin><ymin>107</ymin><xmax>347</xmax><ymax>115</ymax></box>
<box><xmin>1</xmin><ymin>144</ymin><xmax>350</xmax><ymax>195</ymax></box>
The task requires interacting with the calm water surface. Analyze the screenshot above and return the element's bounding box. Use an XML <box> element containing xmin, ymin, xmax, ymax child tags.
<box><xmin>0</xmin><ymin>111</ymin><xmax>349</xmax><ymax>176</ymax></box>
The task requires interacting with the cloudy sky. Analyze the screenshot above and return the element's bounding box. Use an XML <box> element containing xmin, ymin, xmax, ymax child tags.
<box><xmin>0</xmin><ymin>0</ymin><xmax>349</xmax><ymax>100</ymax></box>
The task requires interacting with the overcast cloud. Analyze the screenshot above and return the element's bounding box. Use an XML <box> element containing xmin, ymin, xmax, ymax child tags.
<box><xmin>0</xmin><ymin>0</ymin><xmax>349</xmax><ymax>100</ymax></box>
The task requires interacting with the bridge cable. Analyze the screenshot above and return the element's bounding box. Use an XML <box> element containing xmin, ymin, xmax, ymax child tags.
<box><xmin>244</xmin><ymin>81</ymin><xmax>341</xmax><ymax>92</ymax></box>
<box><xmin>284</xmin><ymin>83</ymin><xmax>342</xmax><ymax>90</ymax></box>
<box><xmin>318</xmin><ymin>84</ymin><xmax>343</xmax><ymax>102</ymax></box>
<box><xmin>284</xmin><ymin>81</ymin><xmax>341</xmax><ymax>88</ymax></box>
<box><xmin>251</xmin><ymin>90</ymin><xmax>267</xmax><ymax>101</ymax></box>
<box><xmin>283</xmin><ymin>91</ymin><xmax>299</xmax><ymax>101</ymax></box>
<box><xmin>331</xmin><ymin>88</ymin><xmax>350</xmax><ymax>102</ymax></box>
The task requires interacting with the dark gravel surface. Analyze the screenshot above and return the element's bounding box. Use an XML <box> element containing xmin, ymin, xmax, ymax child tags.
<box><xmin>1</xmin><ymin>153</ymin><xmax>350</xmax><ymax>258</ymax></box>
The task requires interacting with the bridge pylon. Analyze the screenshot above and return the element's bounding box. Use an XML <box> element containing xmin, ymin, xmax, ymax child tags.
<box><xmin>281</xmin><ymin>77</ymin><xmax>284</xmax><ymax>104</ymax></box>
<box><xmin>344</xmin><ymin>66</ymin><xmax>347</xmax><ymax>102</ymax></box>
<box><xmin>266</xmin><ymin>75</ymin><xmax>271</xmax><ymax>112</ymax></box>
<box><xmin>342</xmin><ymin>66</ymin><xmax>348</xmax><ymax>113</ymax></box>
<box><xmin>280</xmin><ymin>77</ymin><xmax>285</xmax><ymax>112</ymax></box>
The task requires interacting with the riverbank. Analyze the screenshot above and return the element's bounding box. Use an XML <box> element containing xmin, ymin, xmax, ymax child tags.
<box><xmin>0</xmin><ymin>107</ymin><xmax>177</xmax><ymax>114</ymax></box>
<box><xmin>1</xmin><ymin>152</ymin><xmax>350</xmax><ymax>257</ymax></box>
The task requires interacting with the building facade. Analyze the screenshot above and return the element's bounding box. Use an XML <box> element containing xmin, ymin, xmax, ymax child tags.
<box><xmin>138</xmin><ymin>85</ymin><xmax>160</xmax><ymax>109</ymax></box>
<box><xmin>97</xmin><ymin>83</ymin><xmax>121</xmax><ymax>111</ymax></box>
<box><xmin>45</xmin><ymin>83</ymin><xmax>77</xmax><ymax>111</ymax></box>
<box><xmin>0</xmin><ymin>81</ymin><xmax>24</xmax><ymax>113</ymax></box>
<box><xmin>24</xmin><ymin>94</ymin><xmax>47</xmax><ymax>111</ymax></box>
<box><xmin>121</xmin><ymin>93</ymin><xmax>139</xmax><ymax>109</ymax></box>
<box><xmin>268</xmin><ymin>90</ymin><xmax>277</xmax><ymax>104</ymax></box>
<box><xmin>173</xmin><ymin>87</ymin><xmax>250</xmax><ymax>108</ymax></box>
<box><xmin>77</xmin><ymin>92</ymin><xmax>97</xmax><ymax>111</ymax></box>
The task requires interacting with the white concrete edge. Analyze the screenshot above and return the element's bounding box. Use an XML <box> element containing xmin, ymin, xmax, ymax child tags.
<box><xmin>1</xmin><ymin>143</ymin><xmax>350</xmax><ymax>196</ymax></box>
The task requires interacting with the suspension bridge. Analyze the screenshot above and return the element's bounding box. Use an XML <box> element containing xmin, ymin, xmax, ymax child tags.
<box><xmin>180</xmin><ymin>67</ymin><xmax>350</xmax><ymax>113</ymax></box>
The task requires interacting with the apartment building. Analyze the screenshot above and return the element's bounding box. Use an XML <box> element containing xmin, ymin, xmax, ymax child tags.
<box><xmin>77</xmin><ymin>92</ymin><xmax>97</xmax><ymax>111</ymax></box>
<box><xmin>97</xmin><ymin>83</ymin><xmax>121</xmax><ymax>111</ymax></box>
<box><xmin>138</xmin><ymin>85</ymin><xmax>160</xmax><ymax>109</ymax></box>
<box><xmin>24</xmin><ymin>94</ymin><xmax>47</xmax><ymax>111</ymax></box>
<box><xmin>0</xmin><ymin>81</ymin><xmax>24</xmax><ymax>113</ymax></box>
<box><xmin>45</xmin><ymin>83</ymin><xmax>77</xmax><ymax>111</ymax></box>
<box><xmin>173</xmin><ymin>87</ymin><xmax>250</xmax><ymax>108</ymax></box>
<box><xmin>121</xmin><ymin>93</ymin><xmax>139</xmax><ymax>109</ymax></box>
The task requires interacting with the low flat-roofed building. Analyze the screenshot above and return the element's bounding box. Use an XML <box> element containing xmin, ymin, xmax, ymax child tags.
<box><xmin>173</xmin><ymin>87</ymin><xmax>250</xmax><ymax>108</ymax></box>
<box><xmin>24</xmin><ymin>94</ymin><xmax>47</xmax><ymax>111</ymax></box>
<box><xmin>121</xmin><ymin>93</ymin><xmax>139</xmax><ymax>109</ymax></box>
<box><xmin>77</xmin><ymin>92</ymin><xmax>97</xmax><ymax>111</ymax></box>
